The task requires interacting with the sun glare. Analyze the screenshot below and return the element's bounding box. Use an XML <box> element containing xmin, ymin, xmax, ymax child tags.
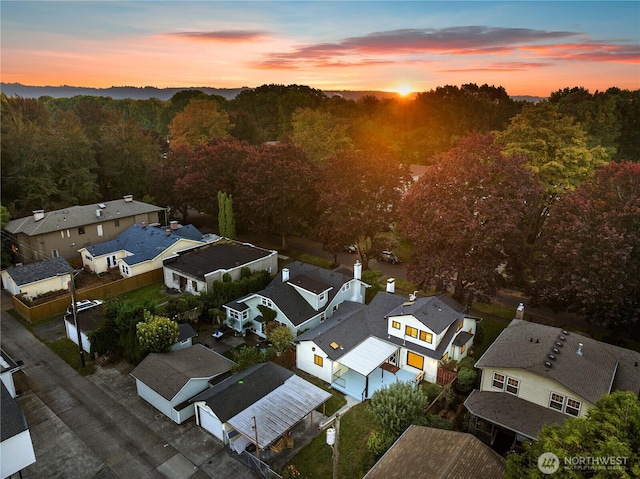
<box><xmin>396</xmin><ymin>84</ymin><xmax>413</xmax><ymax>97</ymax></box>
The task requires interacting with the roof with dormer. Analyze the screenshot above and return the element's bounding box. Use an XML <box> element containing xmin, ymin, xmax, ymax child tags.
<box><xmin>82</xmin><ymin>223</ymin><xmax>204</xmax><ymax>265</ymax></box>
<box><xmin>4</xmin><ymin>197</ymin><xmax>163</xmax><ymax>236</ymax></box>
<box><xmin>386</xmin><ymin>295</ymin><xmax>462</xmax><ymax>334</ymax></box>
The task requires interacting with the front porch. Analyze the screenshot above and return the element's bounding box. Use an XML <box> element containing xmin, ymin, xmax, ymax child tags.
<box><xmin>331</xmin><ymin>365</ymin><xmax>418</xmax><ymax>400</ymax></box>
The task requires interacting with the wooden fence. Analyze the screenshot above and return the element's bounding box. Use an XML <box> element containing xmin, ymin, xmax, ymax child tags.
<box><xmin>12</xmin><ymin>269</ymin><xmax>163</xmax><ymax>323</ymax></box>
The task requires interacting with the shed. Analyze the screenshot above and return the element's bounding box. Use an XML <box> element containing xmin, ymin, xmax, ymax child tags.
<box><xmin>1</xmin><ymin>257</ymin><xmax>73</xmax><ymax>299</ymax></box>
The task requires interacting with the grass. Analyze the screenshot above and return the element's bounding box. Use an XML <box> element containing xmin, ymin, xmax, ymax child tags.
<box><xmin>48</xmin><ymin>337</ymin><xmax>94</xmax><ymax>376</ymax></box>
<box><xmin>117</xmin><ymin>281</ymin><xmax>167</xmax><ymax>306</ymax></box>
<box><xmin>289</xmin><ymin>252</ymin><xmax>334</xmax><ymax>270</ymax></box>
<box><xmin>290</xmin><ymin>402</ymin><xmax>377</xmax><ymax>479</ymax></box>
<box><xmin>470</xmin><ymin>316</ymin><xmax>509</xmax><ymax>360</ymax></box>
<box><xmin>472</xmin><ymin>301</ymin><xmax>522</xmax><ymax>321</ymax></box>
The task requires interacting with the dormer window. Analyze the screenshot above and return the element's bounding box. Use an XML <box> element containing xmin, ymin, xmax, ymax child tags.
<box><xmin>405</xmin><ymin>326</ymin><xmax>418</xmax><ymax>338</ymax></box>
<box><xmin>392</xmin><ymin>321</ymin><xmax>400</xmax><ymax>330</ymax></box>
<box><xmin>419</xmin><ymin>331</ymin><xmax>433</xmax><ymax>343</ymax></box>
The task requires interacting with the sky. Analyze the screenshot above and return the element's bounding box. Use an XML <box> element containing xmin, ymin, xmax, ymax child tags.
<box><xmin>1</xmin><ymin>1</ymin><xmax>639</xmax><ymax>97</ymax></box>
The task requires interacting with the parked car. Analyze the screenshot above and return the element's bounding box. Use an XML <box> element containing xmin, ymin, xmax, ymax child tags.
<box><xmin>380</xmin><ymin>250</ymin><xmax>402</xmax><ymax>264</ymax></box>
<box><xmin>65</xmin><ymin>299</ymin><xmax>103</xmax><ymax>316</ymax></box>
<box><xmin>345</xmin><ymin>244</ymin><xmax>358</xmax><ymax>254</ymax></box>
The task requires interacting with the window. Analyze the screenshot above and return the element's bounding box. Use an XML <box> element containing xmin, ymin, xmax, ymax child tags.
<box><xmin>492</xmin><ymin>372</ymin><xmax>505</xmax><ymax>390</ymax></box>
<box><xmin>52</xmin><ymin>250</ymin><xmax>60</xmax><ymax>258</ymax></box>
<box><xmin>506</xmin><ymin>377</ymin><xmax>520</xmax><ymax>395</ymax></box>
<box><xmin>441</xmin><ymin>352</ymin><xmax>449</xmax><ymax>362</ymax></box>
<box><xmin>78</xmin><ymin>226</ymin><xmax>85</xmax><ymax>235</ymax></box>
<box><xmin>97</xmin><ymin>224</ymin><xmax>103</xmax><ymax>237</ymax></box>
<box><xmin>314</xmin><ymin>355</ymin><xmax>323</xmax><ymax>367</ymax></box>
<box><xmin>457</xmin><ymin>321</ymin><xmax>463</xmax><ymax>332</ymax></box>
<box><xmin>405</xmin><ymin>326</ymin><xmax>418</xmax><ymax>338</ymax></box>
<box><xmin>60</xmin><ymin>231</ymin><xmax>65</xmax><ymax>239</ymax></box>
<box><xmin>191</xmin><ymin>280</ymin><xmax>198</xmax><ymax>292</ymax></box>
<box><xmin>115</xmin><ymin>219</ymin><xmax>120</xmax><ymax>227</ymax></box>
<box><xmin>392</xmin><ymin>321</ymin><xmax>400</xmax><ymax>330</ymax></box>
<box><xmin>407</xmin><ymin>351</ymin><xmax>424</xmax><ymax>370</ymax></box>
<box><xmin>460</xmin><ymin>344</ymin><xmax>466</xmax><ymax>353</ymax></box>
<box><xmin>173</xmin><ymin>273</ymin><xmax>179</xmax><ymax>283</ymax></box>
<box><xmin>566</xmin><ymin>399</ymin><xmax>581</xmax><ymax>416</ymax></box>
<box><xmin>549</xmin><ymin>393</ymin><xmax>564</xmax><ymax>411</ymax></box>
<box><xmin>419</xmin><ymin>331</ymin><xmax>433</xmax><ymax>343</ymax></box>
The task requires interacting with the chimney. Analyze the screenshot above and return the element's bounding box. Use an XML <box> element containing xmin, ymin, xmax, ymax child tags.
<box><xmin>141</xmin><ymin>221</ymin><xmax>147</xmax><ymax>229</ymax></box>
<box><xmin>123</xmin><ymin>195</ymin><xmax>133</xmax><ymax>203</ymax></box>
<box><xmin>515</xmin><ymin>303</ymin><xmax>525</xmax><ymax>320</ymax></box>
<box><xmin>353</xmin><ymin>260</ymin><xmax>362</xmax><ymax>280</ymax></box>
<box><xmin>386</xmin><ymin>278</ymin><xmax>395</xmax><ymax>294</ymax></box>
<box><xmin>409</xmin><ymin>291</ymin><xmax>418</xmax><ymax>301</ymax></box>
<box><xmin>96</xmin><ymin>209</ymin><xmax>103</xmax><ymax>218</ymax></box>
<box><xmin>33</xmin><ymin>210</ymin><xmax>45</xmax><ymax>222</ymax></box>
<box><xmin>577</xmin><ymin>343</ymin><xmax>583</xmax><ymax>356</ymax></box>
<box><xmin>282</xmin><ymin>268</ymin><xmax>289</xmax><ymax>282</ymax></box>
<box><xmin>170</xmin><ymin>220</ymin><xmax>179</xmax><ymax>230</ymax></box>
<box><xmin>165</xmin><ymin>228</ymin><xmax>171</xmax><ymax>236</ymax></box>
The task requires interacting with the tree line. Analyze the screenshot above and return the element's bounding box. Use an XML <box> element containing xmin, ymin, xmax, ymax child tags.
<box><xmin>1</xmin><ymin>84</ymin><xmax>638</xmax><ymax>334</ymax></box>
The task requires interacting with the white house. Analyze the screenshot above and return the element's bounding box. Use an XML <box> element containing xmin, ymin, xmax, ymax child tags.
<box><xmin>64</xmin><ymin>304</ymin><xmax>107</xmax><ymax>354</ymax></box>
<box><xmin>162</xmin><ymin>239</ymin><xmax>278</xmax><ymax>294</ymax></box>
<box><xmin>130</xmin><ymin>344</ymin><xmax>235</xmax><ymax>424</ymax></box>
<box><xmin>1</xmin><ymin>256</ymin><xmax>74</xmax><ymax>300</ymax></box>
<box><xmin>294</xmin><ymin>286</ymin><xmax>478</xmax><ymax>400</ymax></box>
<box><xmin>464</xmin><ymin>317</ymin><xmax>640</xmax><ymax>448</ymax></box>
<box><xmin>78</xmin><ymin>222</ymin><xmax>205</xmax><ymax>278</ymax></box>
<box><xmin>191</xmin><ymin>362</ymin><xmax>331</xmax><ymax>454</ymax></box>
<box><xmin>223</xmin><ymin>261</ymin><xmax>369</xmax><ymax>338</ymax></box>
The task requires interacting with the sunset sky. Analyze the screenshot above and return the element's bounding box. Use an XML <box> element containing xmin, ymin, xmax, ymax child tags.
<box><xmin>1</xmin><ymin>1</ymin><xmax>638</xmax><ymax>97</ymax></box>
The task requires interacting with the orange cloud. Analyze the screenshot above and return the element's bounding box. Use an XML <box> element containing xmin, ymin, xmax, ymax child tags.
<box><xmin>521</xmin><ymin>43</ymin><xmax>640</xmax><ymax>63</ymax></box>
<box><xmin>163</xmin><ymin>30</ymin><xmax>269</xmax><ymax>42</ymax></box>
<box><xmin>439</xmin><ymin>62</ymin><xmax>553</xmax><ymax>72</ymax></box>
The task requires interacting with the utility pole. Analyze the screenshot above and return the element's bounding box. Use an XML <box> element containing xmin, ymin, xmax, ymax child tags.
<box><xmin>68</xmin><ymin>275</ymin><xmax>85</xmax><ymax>368</ymax></box>
<box><xmin>253</xmin><ymin>416</ymin><xmax>260</xmax><ymax>459</ymax></box>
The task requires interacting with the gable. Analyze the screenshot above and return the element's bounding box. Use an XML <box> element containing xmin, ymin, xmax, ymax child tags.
<box><xmin>4</xmin><ymin>257</ymin><xmax>73</xmax><ymax>286</ymax></box>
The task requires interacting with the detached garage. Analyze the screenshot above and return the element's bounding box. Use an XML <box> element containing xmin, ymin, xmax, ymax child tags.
<box><xmin>191</xmin><ymin>362</ymin><xmax>331</xmax><ymax>453</ymax></box>
<box><xmin>131</xmin><ymin>344</ymin><xmax>234</xmax><ymax>424</ymax></box>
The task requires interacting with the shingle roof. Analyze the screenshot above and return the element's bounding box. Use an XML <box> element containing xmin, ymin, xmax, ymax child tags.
<box><xmin>178</xmin><ymin>323</ymin><xmax>197</xmax><ymax>342</ymax></box>
<box><xmin>475</xmin><ymin>320</ymin><xmax>620</xmax><ymax>404</ymax></box>
<box><xmin>464</xmin><ymin>390</ymin><xmax>567</xmax><ymax>439</ymax></box>
<box><xmin>364</xmin><ymin>425</ymin><xmax>506</xmax><ymax>479</ymax></box>
<box><xmin>163</xmin><ymin>240</ymin><xmax>275</xmax><ymax>280</ymax></box>
<box><xmin>453</xmin><ymin>331</ymin><xmax>473</xmax><ymax>347</ymax></box>
<box><xmin>4</xmin><ymin>257</ymin><xmax>74</xmax><ymax>286</ymax></box>
<box><xmin>130</xmin><ymin>344</ymin><xmax>235</xmax><ymax>401</ymax></box>
<box><xmin>1</xmin><ymin>382</ymin><xmax>29</xmax><ymax>442</ymax></box>
<box><xmin>4</xmin><ymin>198</ymin><xmax>163</xmax><ymax>236</ymax></box>
<box><xmin>386</xmin><ymin>295</ymin><xmax>461</xmax><ymax>334</ymax></box>
<box><xmin>84</xmin><ymin>223</ymin><xmax>203</xmax><ymax>265</ymax></box>
<box><xmin>190</xmin><ymin>362</ymin><xmax>293</xmax><ymax>421</ymax></box>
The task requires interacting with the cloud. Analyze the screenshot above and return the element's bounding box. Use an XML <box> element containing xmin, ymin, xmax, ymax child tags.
<box><xmin>521</xmin><ymin>43</ymin><xmax>640</xmax><ymax>63</ymax></box>
<box><xmin>164</xmin><ymin>30</ymin><xmax>269</xmax><ymax>42</ymax></box>
<box><xmin>439</xmin><ymin>62</ymin><xmax>553</xmax><ymax>72</ymax></box>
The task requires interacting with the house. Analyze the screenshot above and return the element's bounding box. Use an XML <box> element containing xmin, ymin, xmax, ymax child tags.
<box><xmin>171</xmin><ymin>323</ymin><xmax>198</xmax><ymax>351</ymax></box>
<box><xmin>363</xmin><ymin>425</ymin><xmax>505</xmax><ymax>479</ymax></box>
<box><xmin>3</xmin><ymin>195</ymin><xmax>165</xmax><ymax>263</ymax></box>
<box><xmin>223</xmin><ymin>261</ymin><xmax>369</xmax><ymax>338</ymax></box>
<box><xmin>1</xmin><ymin>348</ymin><xmax>22</xmax><ymax>399</ymax></box>
<box><xmin>294</xmin><ymin>284</ymin><xmax>478</xmax><ymax>400</ymax></box>
<box><xmin>130</xmin><ymin>344</ymin><xmax>235</xmax><ymax>424</ymax></box>
<box><xmin>1</xmin><ymin>256</ymin><xmax>74</xmax><ymax>300</ymax></box>
<box><xmin>190</xmin><ymin>361</ymin><xmax>331</xmax><ymax>455</ymax></box>
<box><xmin>79</xmin><ymin>222</ymin><xmax>205</xmax><ymax>278</ymax></box>
<box><xmin>64</xmin><ymin>304</ymin><xmax>108</xmax><ymax>354</ymax></box>
<box><xmin>464</xmin><ymin>316</ymin><xmax>640</xmax><ymax>449</ymax></box>
<box><xmin>162</xmin><ymin>239</ymin><xmax>278</xmax><ymax>294</ymax></box>
<box><xmin>1</xmin><ymin>382</ymin><xmax>37</xmax><ymax>479</ymax></box>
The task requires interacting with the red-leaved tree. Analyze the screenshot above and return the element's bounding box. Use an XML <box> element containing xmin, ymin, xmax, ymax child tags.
<box><xmin>532</xmin><ymin>161</ymin><xmax>640</xmax><ymax>333</ymax></box>
<box><xmin>399</xmin><ymin>134</ymin><xmax>542</xmax><ymax>304</ymax></box>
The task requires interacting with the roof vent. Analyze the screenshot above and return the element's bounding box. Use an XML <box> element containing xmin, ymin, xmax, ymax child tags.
<box><xmin>123</xmin><ymin>194</ymin><xmax>133</xmax><ymax>202</ymax></box>
<box><xmin>562</xmin><ymin>330</ymin><xmax>569</xmax><ymax>335</ymax></box>
<box><xmin>555</xmin><ymin>341</ymin><xmax>563</xmax><ymax>348</ymax></box>
<box><xmin>545</xmin><ymin>361</ymin><xmax>553</xmax><ymax>368</ymax></box>
<box><xmin>559</xmin><ymin>335</ymin><xmax>566</xmax><ymax>341</ymax></box>
<box><xmin>548</xmin><ymin>354</ymin><xmax>556</xmax><ymax>361</ymax></box>
<box><xmin>553</xmin><ymin>348</ymin><xmax>560</xmax><ymax>354</ymax></box>
<box><xmin>577</xmin><ymin>343</ymin><xmax>584</xmax><ymax>356</ymax></box>
<box><xmin>99</xmin><ymin>203</ymin><xmax>106</xmax><ymax>209</ymax></box>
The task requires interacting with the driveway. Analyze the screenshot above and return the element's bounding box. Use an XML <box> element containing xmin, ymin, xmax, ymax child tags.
<box><xmin>1</xmin><ymin>309</ymin><xmax>254</xmax><ymax>479</ymax></box>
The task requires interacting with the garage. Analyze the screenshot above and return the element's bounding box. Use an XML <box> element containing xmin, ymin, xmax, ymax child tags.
<box><xmin>196</xmin><ymin>403</ymin><xmax>224</xmax><ymax>441</ymax></box>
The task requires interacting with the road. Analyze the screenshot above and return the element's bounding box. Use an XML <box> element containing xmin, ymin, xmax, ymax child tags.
<box><xmin>1</xmin><ymin>307</ymin><xmax>254</xmax><ymax>479</ymax></box>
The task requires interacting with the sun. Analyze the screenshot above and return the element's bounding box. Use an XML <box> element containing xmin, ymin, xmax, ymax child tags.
<box><xmin>396</xmin><ymin>84</ymin><xmax>414</xmax><ymax>97</ymax></box>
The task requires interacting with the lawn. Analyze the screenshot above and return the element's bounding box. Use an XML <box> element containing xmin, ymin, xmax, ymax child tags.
<box><xmin>48</xmin><ymin>337</ymin><xmax>94</xmax><ymax>376</ymax></box>
<box><xmin>117</xmin><ymin>281</ymin><xmax>168</xmax><ymax>307</ymax></box>
<box><xmin>470</xmin><ymin>316</ymin><xmax>509</xmax><ymax>360</ymax></box>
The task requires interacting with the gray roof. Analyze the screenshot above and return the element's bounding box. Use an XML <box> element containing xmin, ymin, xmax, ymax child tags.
<box><xmin>386</xmin><ymin>295</ymin><xmax>461</xmax><ymax>334</ymax></box>
<box><xmin>190</xmin><ymin>362</ymin><xmax>294</xmax><ymax>421</ymax></box>
<box><xmin>1</xmin><ymin>349</ymin><xmax>20</xmax><ymax>374</ymax></box>
<box><xmin>1</xmin><ymin>382</ymin><xmax>29</xmax><ymax>442</ymax></box>
<box><xmin>84</xmin><ymin>223</ymin><xmax>203</xmax><ymax>265</ymax></box>
<box><xmin>475</xmin><ymin>320</ymin><xmax>623</xmax><ymax>404</ymax></box>
<box><xmin>4</xmin><ymin>257</ymin><xmax>74</xmax><ymax>286</ymax></box>
<box><xmin>453</xmin><ymin>331</ymin><xmax>474</xmax><ymax>347</ymax></box>
<box><xmin>464</xmin><ymin>390</ymin><xmax>567</xmax><ymax>439</ymax></box>
<box><xmin>163</xmin><ymin>240</ymin><xmax>275</xmax><ymax>281</ymax></box>
<box><xmin>364</xmin><ymin>425</ymin><xmax>505</xmax><ymax>479</ymax></box>
<box><xmin>130</xmin><ymin>344</ymin><xmax>235</xmax><ymax>401</ymax></box>
<box><xmin>65</xmin><ymin>304</ymin><xmax>108</xmax><ymax>333</ymax></box>
<box><xmin>178</xmin><ymin>323</ymin><xmax>197</xmax><ymax>342</ymax></box>
<box><xmin>4</xmin><ymin>197</ymin><xmax>164</xmax><ymax>236</ymax></box>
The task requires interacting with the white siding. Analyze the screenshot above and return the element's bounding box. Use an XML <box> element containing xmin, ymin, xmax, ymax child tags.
<box><xmin>388</xmin><ymin>314</ymin><xmax>438</xmax><ymax>351</ymax></box>
<box><xmin>1</xmin><ymin>430</ymin><xmax>36</xmax><ymax>478</ymax></box>
<box><xmin>296</xmin><ymin>341</ymin><xmax>332</xmax><ymax>383</ymax></box>
<box><xmin>195</xmin><ymin>403</ymin><xmax>225</xmax><ymax>441</ymax></box>
<box><xmin>171</xmin><ymin>379</ymin><xmax>210</xmax><ymax>423</ymax></box>
<box><xmin>135</xmin><ymin>380</ymin><xmax>173</xmax><ymax>418</ymax></box>
<box><xmin>479</xmin><ymin>367</ymin><xmax>593</xmax><ymax>418</ymax></box>
<box><xmin>64</xmin><ymin>319</ymin><xmax>91</xmax><ymax>354</ymax></box>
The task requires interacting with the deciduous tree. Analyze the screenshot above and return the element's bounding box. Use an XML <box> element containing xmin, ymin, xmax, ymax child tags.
<box><xmin>136</xmin><ymin>313</ymin><xmax>179</xmax><ymax>353</ymax></box>
<box><xmin>531</xmin><ymin>162</ymin><xmax>640</xmax><ymax>333</ymax></box>
<box><xmin>399</xmin><ymin>134</ymin><xmax>542</xmax><ymax>304</ymax></box>
<box><xmin>169</xmin><ymin>98</ymin><xmax>230</xmax><ymax>149</ymax></box>
<box><xmin>290</xmin><ymin>108</ymin><xmax>353</xmax><ymax>164</ymax></box>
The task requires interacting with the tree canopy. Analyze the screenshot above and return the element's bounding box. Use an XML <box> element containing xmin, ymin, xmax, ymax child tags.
<box><xmin>168</xmin><ymin>98</ymin><xmax>230</xmax><ymax>149</ymax></box>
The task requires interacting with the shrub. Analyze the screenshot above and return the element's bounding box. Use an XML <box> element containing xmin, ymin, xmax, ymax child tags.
<box><xmin>474</xmin><ymin>321</ymin><xmax>485</xmax><ymax>345</ymax></box>
<box><xmin>455</xmin><ymin>367</ymin><xmax>478</xmax><ymax>393</ymax></box>
<box><xmin>369</xmin><ymin>381</ymin><xmax>428</xmax><ymax>438</ymax></box>
<box><xmin>366</xmin><ymin>430</ymin><xmax>394</xmax><ymax>459</ymax></box>
<box><xmin>231</xmin><ymin>345</ymin><xmax>265</xmax><ymax>372</ymax></box>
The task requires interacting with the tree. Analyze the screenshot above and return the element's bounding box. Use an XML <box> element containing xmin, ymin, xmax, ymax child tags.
<box><xmin>369</xmin><ymin>381</ymin><xmax>428</xmax><ymax>439</ymax></box>
<box><xmin>531</xmin><ymin>162</ymin><xmax>640</xmax><ymax>333</ymax></box>
<box><xmin>168</xmin><ymin>98</ymin><xmax>230</xmax><ymax>149</ymax></box>
<box><xmin>153</xmin><ymin>145</ymin><xmax>194</xmax><ymax>223</ymax></box>
<box><xmin>231</xmin><ymin>345</ymin><xmax>265</xmax><ymax>373</ymax></box>
<box><xmin>136</xmin><ymin>313</ymin><xmax>179</xmax><ymax>353</ymax></box>
<box><xmin>267</xmin><ymin>324</ymin><xmax>294</xmax><ymax>354</ymax></box>
<box><xmin>495</xmin><ymin>102</ymin><xmax>609</xmax><ymax>243</ymax></box>
<box><xmin>315</xmin><ymin>147</ymin><xmax>410</xmax><ymax>268</ymax></box>
<box><xmin>290</xmin><ymin>108</ymin><xmax>352</xmax><ymax>164</ymax></box>
<box><xmin>507</xmin><ymin>391</ymin><xmax>640</xmax><ymax>478</ymax></box>
<box><xmin>217</xmin><ymin>191</ymin><xmax>236</xmax><ymax>239</ymax></box>
<box><xmin>236</xmin><ymin>143</ymin><xmax>318</xmax><ymax>251</ymax></box>
<box><xmin>399</xmin><ymin>134</ymin><xmax>542</xmax><ymax>304</ymax></box>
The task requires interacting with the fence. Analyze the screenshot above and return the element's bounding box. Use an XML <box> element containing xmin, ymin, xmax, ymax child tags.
<box><xmin>12</xmin><ymin>269</ymin><xmax>163</xmax><ymax>323</ymax></box>
<box><xmin>226</xmin><ymin>446</ymin><xmax>282</xmax><ymax>479</ymax></box>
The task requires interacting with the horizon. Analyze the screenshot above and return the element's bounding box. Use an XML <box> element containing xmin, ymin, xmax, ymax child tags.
<box><xmin>2</xmin><ymin>2</ymin><xmax>638</xmax><ymax>97</ymax></box>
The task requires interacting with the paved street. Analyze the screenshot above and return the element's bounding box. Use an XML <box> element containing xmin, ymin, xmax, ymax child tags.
<box><xmin>1</xmin><ymin>307</ymin><xmax>254</xmax><ymax>479</ymax></box>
